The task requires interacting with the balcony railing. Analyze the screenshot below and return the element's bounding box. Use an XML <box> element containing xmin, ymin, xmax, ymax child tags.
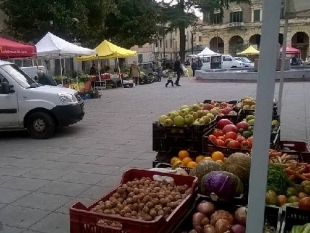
<box><xmin>227</xmin><ymin>22</ymin><xmax>244</xmax><ymax>27</ymax></box>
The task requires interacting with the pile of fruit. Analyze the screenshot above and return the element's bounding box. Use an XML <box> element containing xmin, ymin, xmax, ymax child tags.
<box><xmin>265</xmin><ymin>150</ymin><xmax>310</xmax><ymax>211</ymax></box>
<box><xmin>240</xmin><ymin>115</ymin><xmax>279</xmax><ymax>128</ymax></box>
<box><xmin>202</xmin><ymin>101</ymin><xmax>238</xmax><ymax>117</ymax></box>
<box><xmin>188</xmin><ymin>200</ymin><xmax>248</xmax><ymax>233</ymax></box>
<box><xmin>170</xmin><ymin>150</ymin><xmax>226</xmax><ymax>169</ymax></box>
<box><xmin>235</xmin><ymin>96</ymin><xmax>256</xmax><ymax>110</ymax></box>
<box><xmin>157</xmin><ymin>102</ymin><xmax>238</xmax><ymax>127</ymax></box>
<box><xmin>91</xmin><ymin>177</ymin><xmax>191</xmax><ymax>222</ymax></box>
<box><xmin>207</xmin><ymin>119</ymin><xmax>253</xmax><ymax>150</ymax></box>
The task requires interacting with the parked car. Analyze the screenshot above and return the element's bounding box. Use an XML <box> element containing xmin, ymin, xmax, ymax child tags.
<box><xmin>139</xmin><ymin>62</ymin><xmax>154</xmax><ymax>75</ymax></box>
<box><xmin>200</xmin><ymin>54</ymin><xmax>245</xmax><ymax>70</ymax></box>
<box><xmin>0</xmin><ymin>60</ymin><xmax>84</xmax><ymax>139</ymax></box>
<box><xmin>234</xmin><ymin>57</ymin><xmax>254</xmax><ymax>67</ymax></box>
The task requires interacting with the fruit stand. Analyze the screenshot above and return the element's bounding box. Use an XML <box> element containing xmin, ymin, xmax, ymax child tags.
<box><xmin>69</xmin><ymin>97</ymin><xmax>310</xmax><ymax>233</ymax></box>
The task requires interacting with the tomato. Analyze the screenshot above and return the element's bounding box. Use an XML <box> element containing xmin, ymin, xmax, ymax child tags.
<box><xmin>241</xmin><ymin>140</ymin><xmax>251</xmax><ymax>150</ymax></box>
<box><xmin>227</xmin><ymin>140</ymin><xmax>241</xmax><ymax>148</ymax></box>
<box><xmin>208</xmin><ymin>135</ymin><xmax>217</xmax><ymax>143</ymax></box>
<box><xmin>224</xmin><ymin>131</ymin><xmax>237</xmax><ymax>140</ymax></box>
<box><xmin>225</xmin><ymin>138</ymin><xmax>233</xmax><ymax>146</ymax></box>
<box><xmin>236</xmin><ymin>135</ymin><xmax>245</xmax><ymax>143</ymax></box>
<box><xmin>212</xmin><ymin>129</ymin><xmax>224</xmax><ymax>137</ymax></box>
<box><xmin>217</xmin><ymin>136</ymin><xmax>225</xmax><ymax>141</ymax></box>
<box><xmin>247</xmin><ymin>136</ymin><xmax>253</xmax><ymax>144</ymax></box>
<box><xmin>215</xmin><ymin>139</ymin><xmax>225</xmax><ymax>147</ymax></box>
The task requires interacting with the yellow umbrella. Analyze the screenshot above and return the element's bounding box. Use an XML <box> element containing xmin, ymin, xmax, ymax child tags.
<box><xmin>76</xmin><ymin>40</ymin><xmax>137</xmax><ymax>61</ymax></box>
<box><xmin>237</xmin><ymin>45</ymin><xmax>260</xmax><ymax>56</ymax></box>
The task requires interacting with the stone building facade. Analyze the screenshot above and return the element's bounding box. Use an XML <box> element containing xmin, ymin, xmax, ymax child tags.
<box><xmin>201</xmin><ymin>0</ymin><xmax>310</xmax><ymax>59</ymax></box>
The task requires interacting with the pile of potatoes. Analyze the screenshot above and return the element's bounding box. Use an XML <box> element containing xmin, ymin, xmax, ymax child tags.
<box><xmin>91</xmin><ymin>177</ymin><xmax>191</xmax><ymax>222</ymax></box>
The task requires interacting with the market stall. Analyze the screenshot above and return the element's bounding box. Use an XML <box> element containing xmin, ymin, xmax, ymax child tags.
<box><xmin>280</xmin><ymin>46</ymin><xmax>301</xmax><ymax>55</ymax></box>
<box><xmin>0</xmin><ymin>37</ymin><xmax>36</xmax><ymax>58</ymax></box>
<box><xmin>237</xmin><ymin>46</ymin><xmax>260</xmax><ymax>56</ymax></box>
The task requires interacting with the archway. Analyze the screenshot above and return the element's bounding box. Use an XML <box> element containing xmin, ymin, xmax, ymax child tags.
<box><xmin>291</xmin><ymin>32</ymin><xmax>309</xmax><ymax>59</ymax></box>
<box><xmin>210</xmin><ymin>37</ymin><xmax>224</xmax><ymax>53</ymax></box>
<box><xmin>278</xmin><ymin>33</ymin><xmax>283</xmax><ymax>46</ymax></box>
<box><xmin>229</xmin><ymin>36</ymin><xmax>244</xmax><ymax>55</ymax></box>
<box><xmin>249</xmin><ymin>34</ymin><xmax>261</xmax><ymax>49</ymax></box>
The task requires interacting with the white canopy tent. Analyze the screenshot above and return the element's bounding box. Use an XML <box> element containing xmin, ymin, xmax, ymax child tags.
<box><xmin>278</xmin><ymin>0</ymin><xmax>310</xmax><ymax>114</ymax></box>
<box><xmin>36</xmin><ymin>32</ymin><xmax>96</xmax><ymax>58</ymax></box>
<box><xmin>246</xmin><ymin>1</ymin><xmax>310</xmax><ymax>233</ymax></box>
<box><xmin>35</xmin><ymin>32</ymin><xmax>96</xmax><ymax>84</ymax></box>
<box><xmin>196</xmin><ymin>47</ymin><xmax>220</xmax><ymax>57</ymax></box>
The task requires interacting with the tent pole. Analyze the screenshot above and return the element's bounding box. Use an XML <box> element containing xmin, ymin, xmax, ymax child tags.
<box><xmin>245</xmin><ymin>0</ymin><xmax>282</xmax><ymax>233</ymax></box>
<box><xmin>60</xmin><ymin>56</ymin><xmax>63</xmax><ymax>86</ymax></box>
<box><xmin>278</xmin><ymin>0</ymin><xmax>289</xmax><ymax>115</ymax></box>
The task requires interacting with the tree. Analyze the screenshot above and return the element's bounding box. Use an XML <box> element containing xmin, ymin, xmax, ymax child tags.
<box><xmin>160</xmin><ymin>0</ymin><xmax>251</xmax><ymax>62</ymax></box>
<box><xmin>0</xmin><ymin>0</ymin><xmax>115</xmax><ymax>47</ymax></box>
<box><xmin>102</xmin><ymin>0</ymin><xmax>162</xmax><ymax>48</ymax></box>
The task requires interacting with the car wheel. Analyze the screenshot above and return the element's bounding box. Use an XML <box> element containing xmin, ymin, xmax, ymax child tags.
<box><xmin>231</xmin><ymin>66</ymin><xmax>237</xmax><ymax>68</ymax></box>
<box><xmin>26</xmin><ymin>112</ymin><xmax>56</xmax><ymax>139</ymax></box>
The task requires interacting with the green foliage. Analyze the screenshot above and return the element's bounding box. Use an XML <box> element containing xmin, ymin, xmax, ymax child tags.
<box><xmin>102</xmin><ymin>0</ymin><xmax>161</xmax><ymax>48</ymax></box>
<box><xmin>0</xmin><ymin>0</ymin><xmax>116</xmax><ymax>47</ymax></box>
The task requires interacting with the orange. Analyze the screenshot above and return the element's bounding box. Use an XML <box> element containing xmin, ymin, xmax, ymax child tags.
<box><xmin>211</xmin><ymin>151</ymin><xmax>224</xmax><ymax>161</ymax></box>
<box><xmin>187</xmin><ymin>161</ymin><xmax>197</xmax><ymax>168</ymax></box>
<box><xmin>170</xmin><ymin>157</ymin><xmax>181</xmax><ymax>165</ymax></box>
<box><xmin>204</xmin><ymin>157</ymin><xmax>213</xmax><ymax>161</ymax></box>
<box><xmin>178</xmin><ymin>150</ymin><xmax>190</xmax><ymax>160</ymax></box>
<box><xmin>182</xmin><ymin>157</ymin><xmax>193</xmax><ymax>166</ymax></box>
<box><xmin>195</xmin><ymin>155</ymin><xmax>205</xmax><ymax>163</ymax></box>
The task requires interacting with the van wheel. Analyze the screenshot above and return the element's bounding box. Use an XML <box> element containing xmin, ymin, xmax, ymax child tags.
<box><xmin>26</xmin><ymin>112</ymin><xmax>55</xmax><ymax>139</ymax></box>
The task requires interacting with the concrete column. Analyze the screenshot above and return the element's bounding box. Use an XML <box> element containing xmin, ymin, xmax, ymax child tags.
<box><xmin>224</xmin><ymin>40</ymin><xmax>230</xmax><ymax>54</ymax></box>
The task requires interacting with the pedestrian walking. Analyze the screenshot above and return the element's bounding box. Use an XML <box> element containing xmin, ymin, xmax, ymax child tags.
<box><xmin>129</xmin><ymin>61</ymin><xmax>140</xmax><ymax>86</ymax></box>
<box><xmin>157</xmin><ymin>61</ymin><xmax>163</xmax><ymax>82</ymax></box>
<box><xmin>173</xmin><ymin>57</ymin><xmax>182</xmax><ymax>86</ymax></box>
<box><xmin>165</xmin><ymin>69</ymin><xmax>174</xmax><ymax>87</ymax></box>
<box><xmin>191</xmin><ymin>59</ymin><xmax>198</xmax><ymax>77</ymax></box>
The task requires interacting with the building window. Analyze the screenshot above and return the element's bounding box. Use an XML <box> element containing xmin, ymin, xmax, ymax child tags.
<box><xmin>213</xmin><ymin>13</ymin><xmax>222</xmax><ymax>24</ymax></box>
<box><xmin>199</xmin><ymin>36</ymin><xmax>202</xmax><ymax>42</ymax></box>
<box><xmin>230</xmin><ymin>11</ymin><xmax>243</xmax><ymax>23</ymax></box>
<box><xmin>138</xmin><ymin>45</ymin><xmax>143</xmax><ymax>48</ymax></box>
<box><xmin>138</xmin><ymin>54</ymin><xmax>143</xmax><ymax>63</ymax></box>
<box><xmin>159</xmin><ymin>40</ymin><xmax>162</xmax><ymax>48</ymax></box>
<box><xmin>253</xmin><ymin>9</ymin><xmax>261</xmax><ymax>22</ymax></box>
<box><xmin>280</xmin><ymin>7</ymin><xmax>284</xmax><ymax>19</ymax></box>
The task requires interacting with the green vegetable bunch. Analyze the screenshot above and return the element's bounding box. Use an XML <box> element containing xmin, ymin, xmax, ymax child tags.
<box><xmin>267</xmin><ymin>164</ymin><xmax>291</xmax><ymax>195</ymax></box>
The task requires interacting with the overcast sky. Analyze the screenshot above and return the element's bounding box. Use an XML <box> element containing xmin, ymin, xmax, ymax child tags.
<box><xmin>158</xmin><ymin>0</ymin><xmax>203</xmax><ymax>18</ymax></box>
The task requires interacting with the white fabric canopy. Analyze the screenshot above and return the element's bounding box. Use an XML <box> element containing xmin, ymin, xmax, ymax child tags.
<box><xmin>196</xmin><ymin>47</ymin><xmax>219</xmax><ymax>56</ymax></box>
<box><xmin>35</xmin><ymin>32</ymin><xmax>96</xmax><ymax>58</ymax></box>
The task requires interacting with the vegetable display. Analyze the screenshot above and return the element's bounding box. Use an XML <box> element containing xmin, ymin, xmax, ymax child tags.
<box><xmin>290</xmin><ymin>223</ymin><xmax>310</xmax><ymax>233</ymax></box>
<box><xmin>90</xmin><ymin>177</ymin><xmax>191</xmax><ymax>222</ymax></box>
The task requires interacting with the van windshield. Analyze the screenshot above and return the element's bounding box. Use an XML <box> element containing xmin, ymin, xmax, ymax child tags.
<box><xmin>1</xmin><ymin>64</ymin><xmax>37</xmax><ymax>88</ymax></box>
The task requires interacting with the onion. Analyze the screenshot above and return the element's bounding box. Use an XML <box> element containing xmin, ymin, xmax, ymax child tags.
<box><xmin>192</xmin><ymin>212</ymin><xmax>206</xmax><ymax>232</ymax></box>
<box><xmin>215</xmin><ymin>219</ymin><xmax>230</xmax><ymax>233</ymax></box>
<box><xmin>231</xmin><ymin>224</ymin><xmax>246</xmax><ymax>233</ymax></box>
<box><xmin>203</xmin><ymin>224</ymin><xmax>216</xmax><ymax>233</ymax></box>
<box><xmin>197</xmin><ymin>201</ymin><xmax>216</xmax><ymax>215</ymax></box>
<box><xmin>234</xmin><ymin>207</ymin><xmax>247</xmax><ymax>226</ymax></box>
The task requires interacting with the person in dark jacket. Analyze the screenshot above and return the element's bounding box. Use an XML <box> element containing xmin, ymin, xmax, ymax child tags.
<box><xmin>173</xmin><ymin>57</ymin><xmax>182</xmax><ymax>86</ymax></box>
<box><xmin>89</xmin><ymin>63</ymin><xmax>97</xmax><ymax>75</ymax></box>
<box><xmin>191</xmin><ymin>59</ymin><xmax>198</xmax><ymax>77</ymax></box>
<box><xmin>37</xmin><ymin>70</ymin><xmax>57</xmax><ymax>86</ymax></box>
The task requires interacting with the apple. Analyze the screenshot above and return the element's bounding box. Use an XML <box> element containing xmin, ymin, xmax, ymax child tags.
<box><xmin>210</xmin><ymin>108</ymin><xmax>219</xmax><ymax>116</ymax></box>
<box><xmin>203</xmin><ymin>103</ymin><xmax>213</xmax><ymax>110</ymax></box>
<box><xmin>206</xmin><ymin>113</ymin><xmax>215</xmax><ymax>120</ymax></box>
<box><xmin>217</xmin><ymin>119</ymin><xmax>233</xmax><ymax>129</ymax></box>
<box><xmin>193</xmin><ymin>120</ymin><xmax>200</xmax><ymax>125</ymax></box>
<box><xmin>236</xmin><ymin>121</ymin><xmax>249</xmax><ymax>131</ymax></box>
<box><xmin>228</xmin><ymin>111</ymin><xmax>237</xmax><ymax>115</ymax></box>
<box><xmin>220</xmin><ymin>109</ymin><xmax>227</xmax><ymax>115</ymax></box>
<box><xmin>202</xmin><ymin>116</ymin><xmax>211</xmax><ymax>124</ymax></box>
<box><xmin>191</xmin><ymin>112</ymin><xmax>198</xmax><ymax>120</ymax></box>
<box><xmin>246</xmin><ymin>115</ymin><xmax>255</xmax><ymax>121</ymax></box>
<box><xmin>190</xmin><ymin>104</ymin><xmax>201</xmax><ymax>112</ymax></box>
<box><xmin>180</xmin><ymin>105</ymin><xmax>189</xmax><ymax>110</ymax></box>
<box><xmin>197</xmin><ymin>110</ymin><xmax>204</xmax><ymax>118</ymax></box>
<box><xmin>184</xmin><ymin>115</ymin><xmax>194</xmax><ymax>125</ymax></box>
<box><xmin>179</xmin><ymin>108</ymin><xmax>189</xmax><ymax>117</ymax></box>
<box><xmin>174</xmin><ymin>116</ymin><xmax>185</xmax><ymax>127</ymax></box>
<box><xmin>158</xmin><ymin>115</ymin><xmax>168</xmax><ymax>124</ymax></box>
<box><xmin>163</xmin><ymin>118</ymin><xmax>174</xmax><ymax>127</ymax></box>
<box><xmin>222</xmin><ymin>124</ymin><xmax>238</xmax><ymax>134</ymax></box>
<box><xmin>199</xmin><ymin>118</ymin><xmax>205</xmax><ymax>125</ymax></box>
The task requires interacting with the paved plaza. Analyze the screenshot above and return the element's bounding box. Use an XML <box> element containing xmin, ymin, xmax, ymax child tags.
<box><xmin>0</xmin><ymin>78</ymin><xmax>309</xmax><ymax>233</ymax></box>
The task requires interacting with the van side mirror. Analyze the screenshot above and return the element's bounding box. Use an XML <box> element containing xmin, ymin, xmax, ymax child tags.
<box><xmin>1</xmin><ymin>82</ymin><xmax>15</xmax><ymax>94</ymax></box>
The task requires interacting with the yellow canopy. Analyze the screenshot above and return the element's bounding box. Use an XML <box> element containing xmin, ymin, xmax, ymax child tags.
<box><xmin>76</xmin><ymin>40</ymin><xmax>137</xmax><ymax>61</ymax></box>
<box><xmin>236</xmin><ymin>45</ymin><xmax>260</xmax><ymax>56</ymax></box>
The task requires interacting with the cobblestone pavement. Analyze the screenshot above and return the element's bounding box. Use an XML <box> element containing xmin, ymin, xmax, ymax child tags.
<box><xmin>0</xmin><ymin>78</ymin><xmax>309</xmax><ymax>233</ymax></box>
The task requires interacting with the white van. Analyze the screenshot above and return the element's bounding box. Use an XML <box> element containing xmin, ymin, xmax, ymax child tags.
<box><xmin>0</xmin><ymin>61</ymin><xmax>84</xmax><ymax>139</ymax></box>
<box><xmin>200</xmin><ymin>54</ymin><xmax>245</xmax><ymax>70</ymax></box>
<box><xmin>21</xmin><ymin>66</ymin><xmax>47</xmax><ymax>79</ymax></box>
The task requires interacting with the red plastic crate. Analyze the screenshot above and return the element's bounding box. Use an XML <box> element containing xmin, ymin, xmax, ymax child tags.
<box><xmin>70</xmin><ymin>169</ymin><xmax>198</xmax><ymax>233</ymax></box>
<box><xmin>279</xmin><ymin>140</ymin><xmax>309</xmax><ymax>153</ymax></box>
